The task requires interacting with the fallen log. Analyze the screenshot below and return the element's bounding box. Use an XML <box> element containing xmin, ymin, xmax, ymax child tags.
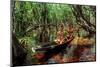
<box><xmin>33</xmin><ymin>37</ymin><xmax>74</xmax><ymax>63</ymax></box>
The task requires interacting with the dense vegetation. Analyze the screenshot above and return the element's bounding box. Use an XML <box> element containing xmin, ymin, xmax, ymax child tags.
<box><xmin>12</xmin><ymin>1</ymin><xmax>96</xmax><ymax>66</ymax></box>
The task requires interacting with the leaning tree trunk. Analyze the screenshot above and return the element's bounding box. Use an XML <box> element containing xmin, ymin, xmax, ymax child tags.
<box><xmin>71</xmin><ymin>5</ymin><xmax>96</xmax><ymax>38</ymax></box>
<box><xmin>12</xmin><ymin>33</ymin><xmax>27</xmax><ymax>66</ymax></box>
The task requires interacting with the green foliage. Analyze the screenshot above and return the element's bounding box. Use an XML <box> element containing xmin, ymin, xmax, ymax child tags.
<box><xmin>12</xmin><ymin>1</ymin><xmax>96</xmax><ymax>64</ymax></box>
